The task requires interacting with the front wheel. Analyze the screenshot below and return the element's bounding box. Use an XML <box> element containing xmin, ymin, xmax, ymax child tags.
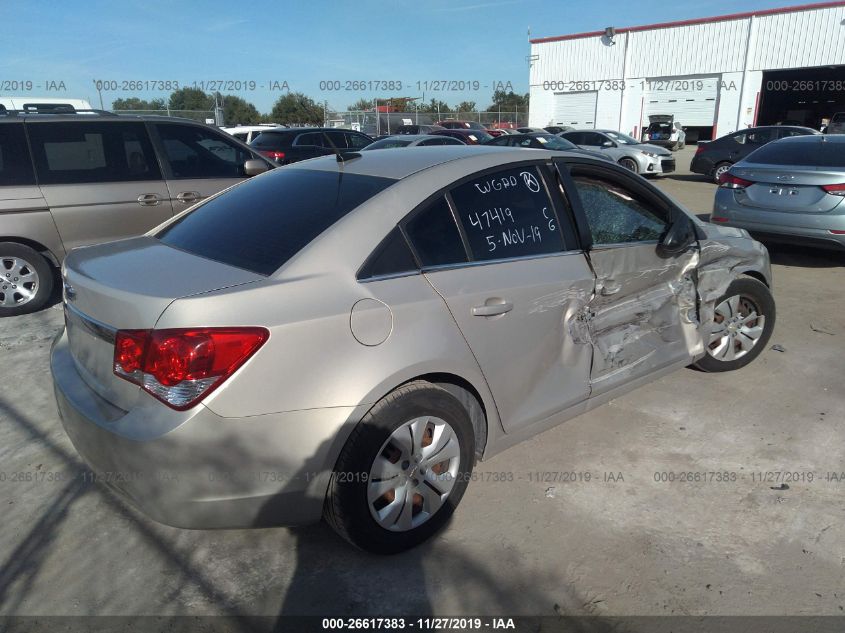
<box><xmin>619</xmin><ymin>157</ymin><xmax>639</xmax><ymax>173</ymax></box>
<box><xmin>324</xmin><ymin>381</ymin><xmax>475</xmax><ymax>554</ymax></box>
<box><xmin>0</xmin><ymin>242</ymin><xmax>54</xmax><ymax>317</ymax></box>
<box><xmin>694</xmin><ymin>278</ymin><xmax>775</xmax><ymax>372</ymax></box>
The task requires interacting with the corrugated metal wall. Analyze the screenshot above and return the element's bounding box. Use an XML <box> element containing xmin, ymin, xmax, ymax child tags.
<box><xmin>751</xmin><ymin>6</ymin><xmax>845</xmax><ymax>69</ymax></box>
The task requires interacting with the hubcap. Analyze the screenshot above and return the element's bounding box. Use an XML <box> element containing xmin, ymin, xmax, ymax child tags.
<box><xmin>368</xmin><ymin>416</ymin><xmax>461</xmax><ymax>532</ymax></box>
<box><xmin>707</xmin><ymin>294</ymin><xmax>765</xmax><ymax>362</ymax></box>
<box><xmin>714</xmin><ymin>165</ymin><xmax>730</xmax><ymax>180</ymax></box>
<box><xmin>0</xmin><ymin>257</ymin><xmax>39</xmax><ymax>308</ymax></box>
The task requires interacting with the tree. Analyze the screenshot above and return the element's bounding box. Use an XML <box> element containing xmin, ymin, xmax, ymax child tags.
<box><xmin>270</xmin><ymin>92</ymin><xmax>324</xmax><ymax>125</ymax></box>
<box><xmin>487</xmin><ymin>90</ymin><xmax>529</xmax><ymax>111</ymax></box>
<box><xmin>348</xmin><ymin>98</ymin><xmax>374</xmax><ymax>111</ymax></box>
<box><xmin>416</xmin><ymin>98</ymin><xmax>452</xmax><ymax>115</ymax></box>
<box><xmin>168</xmin><ymin>87</ymin><xmax>214</xmax><ymax>111</ymax></box>
<box><xmin>221</xmin><ymin>94</ymin><xmax>261</xmax><ymax>125</ymax></box>
<box><xmin>455</xmin><ymin>101</ymin><xmax>477</xmax><ymax>114</ymax></box>
<box><xmin>111</xmin><ymin>97</ymin><xmax>165</xmax><ymax>111</ymax></box>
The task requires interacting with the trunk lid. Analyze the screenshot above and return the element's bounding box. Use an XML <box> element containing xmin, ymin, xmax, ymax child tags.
<box><xmin>63</xmin><ymin>236</ymin><xmax>263</xmax><ymax>410</ymax></box>
<box><xmin>730</xmin><ymin>165</ymin><xmax>845</xmax><ymax>213</ymax></box>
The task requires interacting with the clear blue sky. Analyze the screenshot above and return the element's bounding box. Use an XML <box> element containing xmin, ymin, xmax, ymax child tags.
<box><xmin>1</xmin><ymin>0</ymin><xmax>810</xmax><ymax>113</ymax></box>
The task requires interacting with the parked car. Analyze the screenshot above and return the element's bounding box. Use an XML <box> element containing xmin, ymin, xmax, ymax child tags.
<box><xmin>643</xmin><ymin>115</ymin><xmax>686</xmax><ymax>150</ymax></box>
<box><xmin>711</xmin><ymin>134</ymin><xmax>845</xmax><ymax>250</ymax></box>
<box><xmin>394</xmin><ymin>124</ymin><xmax>445</xmax><ymax>135</ymax></box>
<box><xmin>561</xmin><ymin>129</ymin><xmax>675</xmax><ymax>175</ymax></box>
<box><xmin>362</xmin><ymin>134</ymin><xmax>466</xmax><ymax>149</ymax></box>
<box><xmin>690</xmin><ymin>125</ymin><xmax>820</xmax><ymax>182</ymax></box>
<box><xmin>483</xmin><ymin>132</ymin><xmax>613</xmax><ymax>161</ymax></box>
<box><xmin>485</xmin><ymin>128</ymin><xmax>508</xmax><ymax>138</ymax></box>
<box><xmin>250</xmin><ymin>127</ymin><xmax>374</xmax><ymax>164</ymax></box>
<box><xmin>545</xmin><ymin>126</ymin><xmax>573</xmax><ymax>135</ymax></box>
<box><xmin>826</xmin><ymin>112</ymin><xmax>845</xmax><ymax>135</ymax></box>
<box><xmin>53</xmin><ymin>145</ymin><xmax>774</xmax><ymax>554</ymax></box>
<box><xmin>435</xmin><ymin>120</ymin><xmax>487</xmax><ymax>131</ymax></box>
<box><xmin>516</xmin><ymin>127</ymin><xmax>548</xmax><ymax>134</ymax></box>
<box><xmin>222</xmin><ymin>124</ymin><xmax>286</xmax><ymax>144</ymax></box>
<box><xmin>430</xmin><ymin>128</ymin><xmax>493</xmax><ymax>145</ymax></box>
<box><xmin>0</xmin><ymin>110</ymin><xmax>273</xmax><ymax>316</ymax></box>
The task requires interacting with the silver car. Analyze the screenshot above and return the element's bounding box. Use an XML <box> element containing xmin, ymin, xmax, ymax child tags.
<box><xmin>52</xmin><ymin>146</ymin><xmax>774</xmax><ymax>554</ymax></box>
<box><xmin>712</xmin><ymin>135</ymin><xmax>845</xmax><ymax>250</ymax></box>
<box><xmin>561</xmin><ymin>129</ymin><xmax>675</xmax><ymax>175</ymax></box>
<box><xmin>361</xmin><ymin>134</ymin><xmax>466</xmax><ymax>149</ymax></box>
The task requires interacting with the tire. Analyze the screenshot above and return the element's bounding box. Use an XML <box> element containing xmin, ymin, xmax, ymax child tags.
<box><xmin>619</xmin><ymin>157</ymin><xmax>639</xmax><ymax>173</ymax></box>
<box><xmin>324</xmin><ymin>381</ymin><xmax>475</xmax><ymax>554</ymax></box>
<box><xmin>712</xmin><ymin>162</ymin><xmax>732</xmax><ymax>184</ymax></box>
<box><xmin>0</xmin><ymin>242</ymin><xmax>54</xmax><ymax>317</ymax></box>
<box><xmin>694</xmin><ymin>277</ymin><xmax>775</xmax><ymax>373</ymax></box>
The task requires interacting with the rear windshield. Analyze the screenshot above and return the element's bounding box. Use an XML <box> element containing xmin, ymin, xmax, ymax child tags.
<box><xmin>831</xmin><ymin>113</ymin><xmax>845</xmax><ymax>123</ymax></box>
<box><xmin>367</xmin><ymin>138</ymin><xmax>412</xmax><ymax>149</ymax></box>
<box><xmin>251</xmin><ymin>131</ymin><xmax>296</xmax><ymax>148</ymax></box>
<box><xmin>157</xmin><ymin>169</ymin><xmax>394</xmax><ymax>275</ymax></box>
<box><xmin>745</xmin><ymin>140</ymin><xmax>845</xmax><ymax>168</ymax></box>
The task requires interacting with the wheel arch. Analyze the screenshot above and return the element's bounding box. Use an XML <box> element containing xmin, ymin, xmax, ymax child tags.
<box><xmin>739</xmin><ymin>269</ymin><xmax>769</xmax><ymax>287</ymax></box>
<box><xmin>0</xmin><ymin>236</ymin><xmax>61</xmax><ymax>268</ymax></box>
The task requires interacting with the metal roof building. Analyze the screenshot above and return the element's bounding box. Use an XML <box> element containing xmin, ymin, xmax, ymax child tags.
<box><xmin>527</xmin><ymin>2</ymin><xmax>845</xmax><ymax>141</ymax></box>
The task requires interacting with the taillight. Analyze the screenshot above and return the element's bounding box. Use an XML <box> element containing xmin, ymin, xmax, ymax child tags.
<box><xmin>711</xmin><ymin>217</ymin><xmax>729</xmax><ymax>223</ymax></box>
<box><xmin>694</xmin><ymin>145</ymin><xmax>706</xmax><ymax>155</ymax></box>
<box><xmin>821</xmin><ymin>183</ymin><xmax>845</xmax><ymax>196</ymax></box>
<box><xmin>719</xmin><ymin>173</ymin><xmax>753</xmax><ymax>189</ymax></box>
<box><xmin>114</xmin><ymin>327</ymin><xmax>269</xmax><ymax>410</ymax></box>
<box><xmin>260</xmin><ymin>150</ymin><xmax>285</xmax><ymax>162</ymax></box>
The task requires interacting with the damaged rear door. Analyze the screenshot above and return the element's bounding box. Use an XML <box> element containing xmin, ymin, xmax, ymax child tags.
<box><xmin>556</xmin><ymin>161</ymin><xmax>702</xmax><ymax>396</ymax></box>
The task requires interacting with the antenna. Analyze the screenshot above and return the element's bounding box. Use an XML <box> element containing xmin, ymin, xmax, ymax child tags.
<box><xmin>320</xmin><ymin>130</ymin><xmax>361</xmax><ymax>164</ymax></box>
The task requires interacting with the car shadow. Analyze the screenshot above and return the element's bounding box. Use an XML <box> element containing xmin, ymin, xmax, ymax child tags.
<box><xmin>764</xmin><ymin>243</ymin><xmax>845</xmax><ymax>268</ymax></box>
<box><xmin>665</xmin><ymin>173</ymin><xmax>712</xmax><ymax>184</ymax></box>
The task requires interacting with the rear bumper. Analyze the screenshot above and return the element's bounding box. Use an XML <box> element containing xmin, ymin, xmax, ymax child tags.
<box><xmin>51</xmin><ymin>329</ymin><xmax>358</xmax><ymax>529</ymax></box>
<box><xmin>689</xmin><ymin>155</ymin><xmax>713</xmax><ymax>176</ymax></box>
<box><xmin>711</xmin><ymin>193</ymin><xmax>845</xmax><ymax>250</ymax></box>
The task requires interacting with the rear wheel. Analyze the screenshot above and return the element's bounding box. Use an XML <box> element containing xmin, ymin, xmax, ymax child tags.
<box><xmin>694</xmin><ymin>278</ymin><xmax>775</xmax><ymax>372</ymax></box>
<box><xmin>0</xmin><ymin>242</ymin><xmax>54</xmax><ymax>317</ymax></box>
<box><xmin>619</xmin><ymin>157</ymin><xmax>639</xmax><ymax>173</ymax></box>
<box><xmin>712</xmin><ymin>162</ymin><xmax>732</xmax><ymax>183</ymax></box>
<box><xmin>324</xmin><ymin>381</ymin><xmax>475</xmax><ymax>554</ymax></box>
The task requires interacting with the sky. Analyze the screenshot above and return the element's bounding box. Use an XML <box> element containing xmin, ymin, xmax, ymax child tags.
<box><xmin>0</xmin><ymin>0</ymin><xmax>813</xmax><ymax>114</ymax></box>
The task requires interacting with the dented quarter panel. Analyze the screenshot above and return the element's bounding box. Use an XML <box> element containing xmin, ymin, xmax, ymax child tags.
<box><xmin>695</xmin><ymin>222</ymin><xmax>772</xmax><ymax>357</ymax></box>
<box><xmin>585</xmin><ymin>243</ymin><xmax>702</xmax><ymax>395</ymax></box>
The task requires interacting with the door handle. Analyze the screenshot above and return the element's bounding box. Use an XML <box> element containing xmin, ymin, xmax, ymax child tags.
<box><xmin>176</xmin><ymin>191</ymin><xmax>200</xmax><ymax>203</ymax></box>
<box><xmin>472</xmin><ymin>299</ymin><xmax>513</xmax><ymax>317</ymax></box>
<box><xmin>137</xmin><ymin>193</ymin><xmax>161</xmax><ymax>206</ymax></box>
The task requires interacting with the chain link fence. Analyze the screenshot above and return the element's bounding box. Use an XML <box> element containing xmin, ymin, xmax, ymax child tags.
<box><xmin>328</xmin><ymin>110</ymin><xmax>529</xmax><ymax>136</ymax></box>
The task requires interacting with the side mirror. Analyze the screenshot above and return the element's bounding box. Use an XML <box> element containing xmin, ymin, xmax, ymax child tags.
<box><xmin>602</xmin><ymin>140</ymin><xmax>614</xmax><ymax>147</ymax></box>
<box><xmin>657</xmin><ymin>216</ymin><xmax>696</xmax><ymax>257</ymax></box>
<box><xmin>244</xmin><ymin>158</ymin><xmax>270</xmax><ymax>177</ymax></box>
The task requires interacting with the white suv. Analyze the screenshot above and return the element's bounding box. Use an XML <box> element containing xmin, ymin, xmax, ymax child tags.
<box><xmin>221</xmin><ymin>123</ymin><xmax>286</xmax><ymax>143</ymax></box>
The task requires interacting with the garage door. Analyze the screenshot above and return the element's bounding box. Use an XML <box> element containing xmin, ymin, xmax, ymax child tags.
<box><xmin>553</xmin><ymin>91</ymin><xmax>598</xmax><ymax>128</ymax></box>
<box><xmin>643</xmin><ymin>76</ymin><xmax>719</xmax><ymax>127</ymax></box>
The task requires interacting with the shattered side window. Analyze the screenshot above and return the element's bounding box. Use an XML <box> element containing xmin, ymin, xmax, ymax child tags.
<box><xmin>571</xmin><ymin>176</ymin><xmax>668</xmax><ymax>245</ymax></box>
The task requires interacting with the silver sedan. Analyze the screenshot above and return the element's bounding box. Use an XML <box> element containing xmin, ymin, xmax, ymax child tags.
<box><xmin>712</xmin><ymin>134</ymin><xmax>845</xmax><ymax>250</ymax></box>
<box><xmin>52</xmin><ymin>146</ymin><xmax>774</xmax><ymax>553</ymax></box>
<box><xmin>561</xmin><ymin>129</ymin><xmax>676</xmax><ymax>175</ymax></box>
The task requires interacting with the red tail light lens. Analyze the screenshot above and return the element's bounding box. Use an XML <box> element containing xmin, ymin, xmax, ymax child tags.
<box><xmin>821</xmin><ymin>183</ymin><xmax>845</xmax><ymax>196</ymax></box>
<box><xmin>694</xmin><ymin>144</ymin><xmax>706</xmax><ymax>155</ymax></box>
<box><xmin>259</xmin><ymin>150</ymin><xmax>285</xmax><ymax>162</ymax></box>
<box><xmin>718</xmin><ymin>173</ymin><xmax>753</xmax><ymax>189</ymax></box>
<box><xmin>114</xmin><ymin>328</ymin><xmax>269</xmax><ymax>410</ymax></box>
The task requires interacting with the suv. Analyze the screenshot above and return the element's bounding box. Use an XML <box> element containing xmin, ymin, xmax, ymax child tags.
<box><xmin>221</xmin><ymin>124</ymin><xmax>286</xmax><ymax>143</ymax></box>
<box><xmin>690</xmin><ymin>125</ymin><xmax>820</xmax><ymax>182</ymax></box>
<box><xmin>0</xmin><ymin>110</ymin><xmax>273</xmax><ymax>316</ymax></box>
<box><xmin>249</xmin><ymin>128</ymin><xmax>374</xmax><ymax>164</ymax></box>
<box><xmin>643</xmin><ymin>115</ymin><xmax>686</xmax><ymax>150</ymax></box>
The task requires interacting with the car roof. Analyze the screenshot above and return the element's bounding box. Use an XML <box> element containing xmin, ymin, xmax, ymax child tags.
<box><xmin>0</xmin><ymin>112</ymin><xmax>216</xmax><ymax>125</ymax></box>
<box><xmin>293</xmin><ymin>145</ymin><xmax>589</xmax><ymax>180</ymax></box>
<box><xmin>772</xmin><ymin>134</ymin><xmax>845</xmax><ymax>145</ymax></box>
<box><xmin>379</xmin><ymin>134</ymin><xmax>447</xmax><ymax>141</ymax></box>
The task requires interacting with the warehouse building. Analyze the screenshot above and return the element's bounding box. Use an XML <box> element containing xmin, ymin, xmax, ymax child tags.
<box><xmin>528</xmin><ymin>1</ymin><xmax>845</xmax><ymax>142</ymax></box>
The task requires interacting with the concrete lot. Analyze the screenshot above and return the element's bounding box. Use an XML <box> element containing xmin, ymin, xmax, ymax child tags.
<box><xmin>1</xmin><ymin>147</ymin><xmax>844</xmax><ymax>621</ymax></box>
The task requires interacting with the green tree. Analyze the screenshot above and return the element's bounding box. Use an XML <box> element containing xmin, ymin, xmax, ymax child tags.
<box><xmin>348</xmin><ymin>98</ymin><xmax>374</xmax><ymax>111</ymax></box>
<box><xmin>486</xmin><ymin>90</ymin><xmax>529</xmax><ymax>112</ymax></box>
<box><xmin>221</xmin><ymin>94</ymin><xmax>261</xmax><ymax>125</ymax></box>
<box><xmin>168</xmin><ymin>87</ymin><xmax>214</xmax><ymax>111</ymax></box>
<box><xmin>270</xmin><ymin>92</ymin><xmax>324</xmax><ymax>125</ymax></box>
<box><xmin>455</xmin><ymin>100</ymin><xmax>477</xmax><ymax>114</ymax></box>
<box><xmin>417</xmin><ymin>98</ymin><xmax>452</xmax><ymax>115</ymax></box>
<box><xmin>111</xmin><ymin>97</ymin><xmax>165</xmax><ymax>111</ymax></box>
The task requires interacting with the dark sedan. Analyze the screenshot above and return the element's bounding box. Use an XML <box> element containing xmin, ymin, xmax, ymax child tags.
<box><xmin>690</xmin><ymin>125</ymin><xmax>820</xmax><ymax>182</ymax></box>
<box><xmin>250</xmin><ymin>127</ymin><xmax>374</xmax><ymax>164</ymax></box>
<box><xmin>430</xmin><ymin>128</ymin><xmax>494</xmax><ymax>145</ymax></box>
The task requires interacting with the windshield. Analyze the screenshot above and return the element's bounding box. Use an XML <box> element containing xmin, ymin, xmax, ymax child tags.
<box><xmin>605</xmin><ymin>131</ymin><xmax>641</xmax><ymax>145</ymax></box>
<box><xmin>533</xmin><ymin>134</ymin><xmax>576</xmax><ymax>150</ymax></box>
<box><xmin>365</xmin><ymin>138</ymin><xmax>413</xmax><ymax>149</ymax></box>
